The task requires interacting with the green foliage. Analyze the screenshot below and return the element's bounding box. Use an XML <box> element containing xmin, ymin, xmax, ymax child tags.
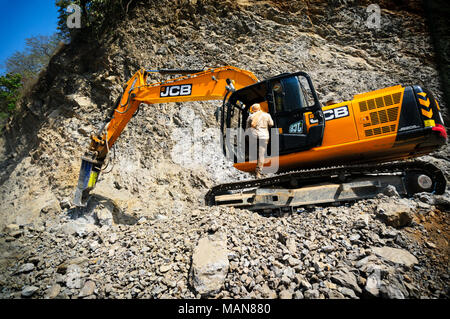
<box><xmin>55</xmin><ymin>0</ymin><xmax>134</xmax><ymax>41</ymax></box>
<box><xmin>0</xmin><ymin>73</ymin><xmax>22</xmax><ymax>117</ymax></box>
<box><xmin>0</xmin><ymin>33</ymin><xmax>62</xmax><ymax>124</ymax></box>
<box><xmin>4</xmin><ymin>33</ymin><xmax>63</xmax><ymax>82</ymax></box>
<box><xmin>56</xmin><ymin>0</ymin><xmax>83</xmax><ymax>40</ymax></box>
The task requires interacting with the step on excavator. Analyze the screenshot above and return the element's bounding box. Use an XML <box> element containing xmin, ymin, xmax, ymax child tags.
<box><xmin>73</xmin><ymin>66</ymin><xmax>447</xmax><ymax>212</ymax></box>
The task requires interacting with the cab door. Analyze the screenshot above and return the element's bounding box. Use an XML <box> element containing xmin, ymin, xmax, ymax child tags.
<box><xmin>270</xmin><ymin>75</ymin><xmax>320</xmax><ymax>153</ymax></box>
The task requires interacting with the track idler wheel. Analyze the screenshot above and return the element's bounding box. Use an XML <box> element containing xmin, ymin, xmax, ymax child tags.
<box><xmin>404</xmin><ymin>172</ymin><xmax>434</xmax><ymax>194</ymax></box>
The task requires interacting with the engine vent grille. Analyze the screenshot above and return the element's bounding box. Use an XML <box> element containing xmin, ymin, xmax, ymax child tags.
<box><xmin>376</xmin><ymin>97</ymin><xmax>384</xmax><ymax>108</ymax></box>
<box><xmin>387</xmin><ymin>107</ymin><xmax>399</xmax><ymax>122</ymax></box>
<box><xmin>392</xmin><ymin>92</ymin><xmax>401</xmax><ymax>104</ymax></box>
<box><xmin>359</xmin><ymin>101</ymin><xmax>367</xmax><ymax>112</ymax></box>
<box><xmin>384</xmin><ymin>94</ymin><xmax>393</xmax><ymax>106</ymax></box>
<box><xmin>359</xmin><ymin>91</ymin><xmax>402</xmax><ymax>138</ymax></box>
<box><xmin>363</xmin><ymin>107</ymin><xmax>399</xmax><ymax>137</ymax></box>
<box><xmin>365</xmin><ymin>125</ymin><xmax>396</xmax><ymax>137</ymax></box>
<box><xmin>359</xmin><ymin>93</ymin><xmax>402</xmax><ymax>114</ymax></box>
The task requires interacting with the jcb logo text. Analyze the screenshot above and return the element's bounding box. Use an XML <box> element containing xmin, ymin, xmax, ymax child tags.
<box><xmin>310</xmin><ymin>105</ymin><xmax>349</xmax><ymax>124</ymax></box>
<box><xmin>160</xmin><ymin>84</ymin><xmax>192</xmax><ymax>97</ymax></box>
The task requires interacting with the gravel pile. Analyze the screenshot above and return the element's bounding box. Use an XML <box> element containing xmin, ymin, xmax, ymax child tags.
<box><xmin>1</xmin><ymin>191</ymin><xmax>449</xmax><ymax>299</ymax></box>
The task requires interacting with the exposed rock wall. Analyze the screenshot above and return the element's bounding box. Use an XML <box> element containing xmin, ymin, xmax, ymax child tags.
<box><xmin>0</xmin><ymin>0</ymin><xmax>448</xmax><ymax>299</ymax></box>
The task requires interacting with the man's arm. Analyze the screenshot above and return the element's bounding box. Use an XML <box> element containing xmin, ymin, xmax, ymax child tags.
<box><xmin>246</xmin><ymin>114</ymin><xmax>252</xmax><ymax>129</ymax></box>
<box><xmin>268</xmin><ymin>114</ymin><xmax>274</xmax><ymax>127</ymax></box>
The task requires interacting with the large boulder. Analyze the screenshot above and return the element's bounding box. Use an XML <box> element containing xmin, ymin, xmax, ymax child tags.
<box><xmin>371</xmin><ymin>246</ymin><xmax>418</xmax><ymax>267</ymax></box>
<box><xmin>60</xmin><ymin>220</ymin><xmax>97</xmax><ymax>237</ymax></box>
<box><xmin>190</xmin><ymin>231</ymin><xmax>229</xmax><ymax>296</ymax></box>
<box><xmin>330</xmin><ymin>268</ymin><xmax>362</xmax><ymax>295</ymax></box>
<box><xmin>364</xmin><ymin>269</ymin><xmax>382</xmax><ymax>297</ymax></box>
<box><xmin>95</xmin><ymin>207</ymin><xmax>114</xmax><ymax>226</ymax></box>
<box><xmin>376</xmin><ymin>199</ymin><xmax>413</xmax><ymax>228</ymax></box>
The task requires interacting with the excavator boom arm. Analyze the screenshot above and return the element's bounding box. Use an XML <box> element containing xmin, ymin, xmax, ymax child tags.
<box><xmin>74</xmin><ymin>66</ymin><xmax>258</xmax><ymax>206</ymax></box>
<box><xmin>94</xmin><ymin>66</ymin><xmax>257</xmax><ymax>160</ymax></box>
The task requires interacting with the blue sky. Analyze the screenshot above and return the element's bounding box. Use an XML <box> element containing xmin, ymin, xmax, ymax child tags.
<box><xmin>0</xmin><ymin>0</ymin><xmax>59</xmax><ymax>74</ymax></box>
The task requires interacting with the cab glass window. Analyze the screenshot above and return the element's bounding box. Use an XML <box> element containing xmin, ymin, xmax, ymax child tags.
<box><xmin>272</xmin><ymin>76</ymin><xmax>315</xmax><ymax>113</ymax></box>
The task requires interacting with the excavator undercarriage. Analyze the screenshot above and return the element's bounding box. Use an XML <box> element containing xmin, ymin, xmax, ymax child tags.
<box><xmin>206</xmin><ymin>161</ymin><xmax>446</xmax><ymax>213</ymax></box>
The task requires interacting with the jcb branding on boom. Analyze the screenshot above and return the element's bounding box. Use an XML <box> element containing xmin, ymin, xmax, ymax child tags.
<box><xmin>160</xmin><ymin>84</ymin><xmax>192</xmax><ymax>97</ymax></box>
<box><xmin>310</xmin><ymin>105</ymin><xmax>349</xmax><ymax>124</ymax></box>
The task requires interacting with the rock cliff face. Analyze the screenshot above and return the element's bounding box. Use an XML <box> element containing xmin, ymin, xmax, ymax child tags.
<box><xmin>0</xmin><ymin>0</ymin><xmax>448</xmax><ymax>299</ymax></box>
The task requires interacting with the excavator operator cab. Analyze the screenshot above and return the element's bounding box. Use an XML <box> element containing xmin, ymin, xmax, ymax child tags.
<box><xmin>221</xmin><ymin>71</ymin><xmax>325</xmax><ymax>163</ymax></box>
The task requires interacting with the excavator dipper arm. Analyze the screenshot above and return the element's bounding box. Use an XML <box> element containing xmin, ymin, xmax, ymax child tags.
<box><xmin>73</xmin><ymin>66</ymin><xmax>258</xmax><ymax>206</ymax></box>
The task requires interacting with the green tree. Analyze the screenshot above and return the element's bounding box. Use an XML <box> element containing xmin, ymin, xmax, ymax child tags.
<box><xmin>55</xmin><ymin>0</ymin><xmax>134</xmax><ymax>41</ymax></box>
<box><xmin>0</xmin><ymin>73</ymin><xmax>22</xmax><ymax>119</ymax></box>
<box><xmin>55</xmin><ymin>0</ymin><xmax>88</xmax><ymax>40</ymax></box>
<box><xmin>4</xmin><ymin>33</ymin><xmax>63</xmax><ymax>82</ymax></box>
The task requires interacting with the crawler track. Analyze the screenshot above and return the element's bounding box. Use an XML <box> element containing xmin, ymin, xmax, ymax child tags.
<box><xmin>205</xmin><ymin>161</ymin><xmax>446</xmax><ymax>209</ymax></box>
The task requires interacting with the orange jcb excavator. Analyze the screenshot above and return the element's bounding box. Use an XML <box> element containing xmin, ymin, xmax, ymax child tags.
<box><xmin>74</xmin><ymin>66</ymin><xmax>447</xmax><ymax>212</ymax></box>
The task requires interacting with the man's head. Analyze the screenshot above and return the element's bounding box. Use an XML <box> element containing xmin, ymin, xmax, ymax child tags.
<box><xmin>251</xmin><ymin>103</ymin><xmax>261</xmax><ymax>112</ymax></box>
<box><xmin>273</xmin><ymin>82</ymin><xmax>282</xmax><ymax>93</ymax></box>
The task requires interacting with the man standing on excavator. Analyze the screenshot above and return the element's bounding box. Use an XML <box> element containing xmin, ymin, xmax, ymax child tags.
<box><xmin>246</xmin><ymin>103</ymin><xmax>274</xmax><ymax>178</ymax></box>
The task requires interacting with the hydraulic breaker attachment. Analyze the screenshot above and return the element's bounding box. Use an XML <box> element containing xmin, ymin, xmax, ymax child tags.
<box><xmin>73</xmin><ymin>157</ymin><xmax>102</xmax><ymax>207</ymax></box>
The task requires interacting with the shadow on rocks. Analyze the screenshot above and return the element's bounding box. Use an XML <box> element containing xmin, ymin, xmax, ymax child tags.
<box><xmin>255</xmin><ymin>205</ymin><xmax>319</xmax><ymax>218</ymax></box>
<box><xmin>67</xmin><ymin>194</ymin><xmax>138</xmax><ymax>226</ymax></box>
